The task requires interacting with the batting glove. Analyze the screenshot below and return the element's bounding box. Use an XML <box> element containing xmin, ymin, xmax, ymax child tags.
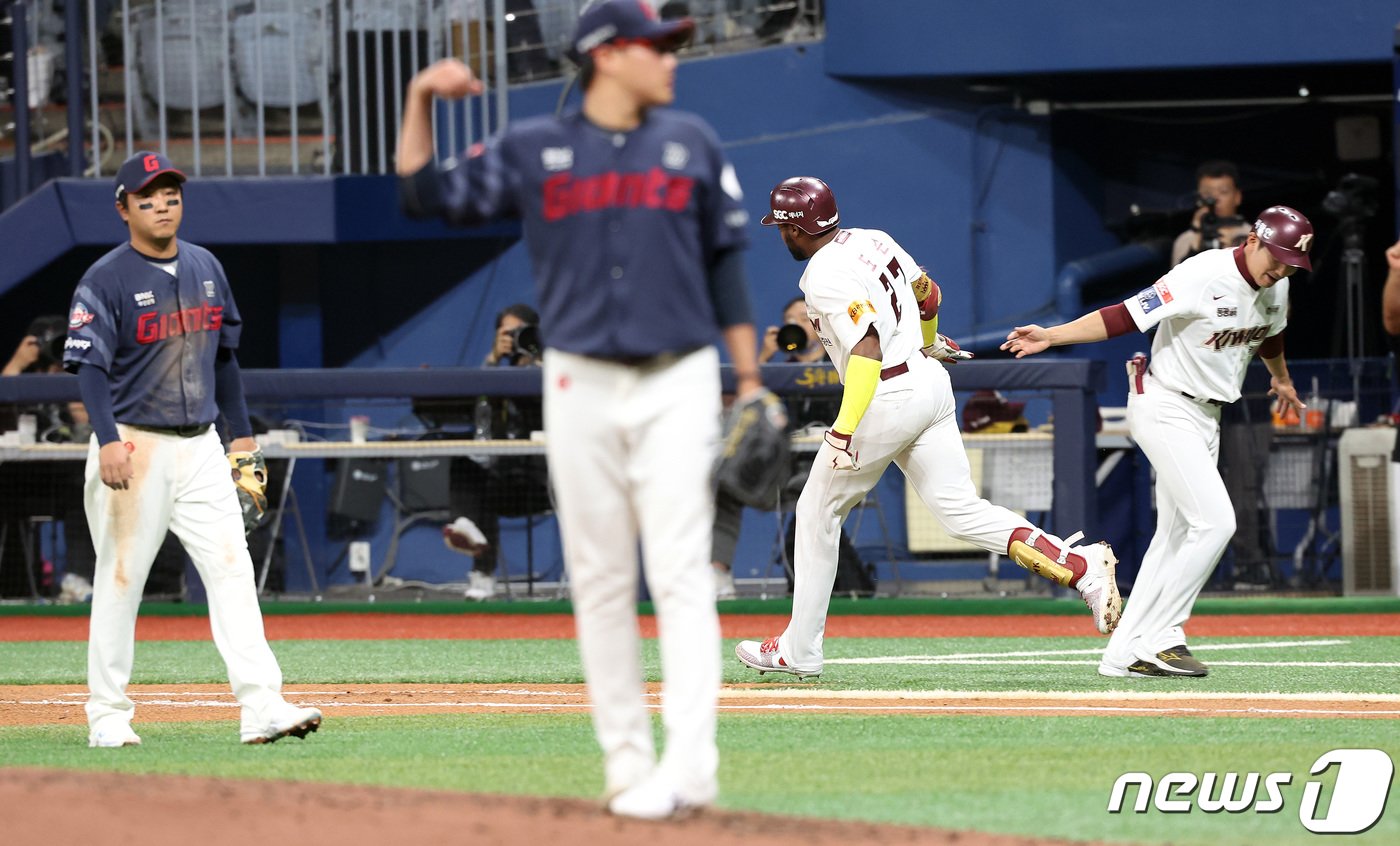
<box><xmin>922</xmin><ymin>334</ymin><xmax>974</xmax><ymax>364</ymax></box>
<box><xmin>822</xmin><ymin>430</ymin><xmax>860</xmax><ymax>471</ymax></box>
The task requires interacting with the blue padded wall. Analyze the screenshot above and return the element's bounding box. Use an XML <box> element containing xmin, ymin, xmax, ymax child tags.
<box><xmin>825</xmin><ymin>0</ymin><xmax>1400</xmax><ymax>77</ymax></box>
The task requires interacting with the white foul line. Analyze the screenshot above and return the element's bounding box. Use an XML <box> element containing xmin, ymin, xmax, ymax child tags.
<box><xmin>824</xmin><ymin>640</ymin><xmax>1351</xmax><ymax>664</ymax></box>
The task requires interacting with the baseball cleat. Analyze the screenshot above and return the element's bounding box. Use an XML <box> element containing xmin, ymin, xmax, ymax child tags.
<box><xmin>734</xmin><ymin>636</ymin><xmax>819</xmax><ymax>680</ymax></box>
<box><xmin>443</xmin><ymin>516</ymin><xmax>489</xmax><ymax>556</ymax></box>
<box><xmin>714</xmin><ymin>569</ymin><xmax>737</xmax><ymax>601</ymax></box>
<box><xmin>88</xmin><ymin>724</ymin><xmax>142</xmax><ymax>748</ymax></box>
<box><xmin>607</xmin><ymin>776</ymin><xmax>708</xmax><ymax>821</ymax></box>
<box><xmin>464</xmin><ymin>570</ymin><xmax>497</xmax><ymax>602</ymax></box>
<box><xmin>1099</xmin><ymin>646</ymin><xmax>1209</xmax><ymax>678</ymax></box>
<box><xmin>242</xmin><ymin>706</ymin><xmax>322</xmax><ymax>745</ymax></box>
<box><xmin>1132</xmin><ymin>646</ymin><xmax>1208</xmax><ymax>677</ymax></box>
<box><xmin>1074</xmin><ymin>541</ymin><xmax>1121</xmax><ymax>635</ymax></box>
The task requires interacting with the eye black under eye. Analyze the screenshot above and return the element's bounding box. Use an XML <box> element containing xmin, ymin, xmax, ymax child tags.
<box><xmin>137</xmin><ymin>202</ymin><xmax>155</xmax><ymax>210</ymax></box>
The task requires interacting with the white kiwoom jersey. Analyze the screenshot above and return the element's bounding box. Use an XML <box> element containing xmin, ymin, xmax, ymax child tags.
<box><xmin>798</xmin><ymin>228</ymin><xmax>926</xmax><ymax>378</ymax></box>
<box><xmin>1124</xmin><ymin>246</ymin><xmax>1289</xmax><ymax>404</ymax></box>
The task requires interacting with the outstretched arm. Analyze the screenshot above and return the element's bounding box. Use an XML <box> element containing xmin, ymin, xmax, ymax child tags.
<box><xmin>1261</xmin><ymin>352</ymin><xmax>1304</xmax><ymax>416</ymax></box>
<box><xmin>1001</xmin><ymin>310</ymin><xmax>1111</xmax><ymax>358</ymax></box>
<box><xmin>396</xmin><ymin>60</ymin><xmax>484</xmax><ymax>176</ymax></box>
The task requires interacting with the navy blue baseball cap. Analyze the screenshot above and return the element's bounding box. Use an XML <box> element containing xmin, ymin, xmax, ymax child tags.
<box><xmin>114</xmin><ymin>151</ymin><xmax>186</xmax><ymax>200</ymax></box>
<box><xmin>569</xmin><ymin>0</ymin><xmax>694</xmax><ymax>61</ymax></box>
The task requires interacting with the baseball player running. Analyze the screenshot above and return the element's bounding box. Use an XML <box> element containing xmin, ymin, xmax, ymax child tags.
<box><xmin>735</xmin><ymin>177</ymin><xmax>1120</xmax><ymax>680</ymax></box>
<box><xmin>397</xmin><ymin>0</ymin><xmax>760</xmax><ymax>820</ymax></box>
<box><xmin>65</xmin><ymin>152</ymin><xmax>322</xmax><ymax>747</ymax></box>
<box><xmin>1002</xmin><ymin>206</ymin><xmax>1312</xmax><ymax>678</ymax></box>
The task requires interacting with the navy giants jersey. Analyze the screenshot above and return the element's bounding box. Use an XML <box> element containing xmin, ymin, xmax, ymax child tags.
<box><xmin>405</xmin><ymin>108</ymin><xmax>749</xmax><ymax>358</ymax></box>
<box><xmin>63</xmin><ymin>241</ymin><xmax>242</xmax><ymax>427</ymax></box>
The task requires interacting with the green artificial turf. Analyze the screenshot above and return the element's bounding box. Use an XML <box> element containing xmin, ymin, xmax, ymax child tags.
<box><xmin>5</xmin><ymin>604</ymin><xmax>1398</xmax><ymax>845</ymax></box>
<box><xmin>3</xmin><ymin>595</ymin><xmax>1397</xmax><ymax>617</ymax></box>
<box><xmin>1</xmin><ymin>713</ymin><xmax>1394</xmax><ymax>846</ymax></box>
<box><xmin>2</xmin><ymin>636</ymin><xmax>1397</xmax><ymax>694</ymax></box>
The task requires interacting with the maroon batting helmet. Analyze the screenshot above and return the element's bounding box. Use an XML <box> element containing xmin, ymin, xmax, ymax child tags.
<box><xmin>1252</xmin><ymin>205</ymin><xmax>1314</xmax><ymax>271</ymax></box>
<box><xmin>760</xmin><ymin>176</ymin><xmax>840</xmax><ymax>236</ymax></box>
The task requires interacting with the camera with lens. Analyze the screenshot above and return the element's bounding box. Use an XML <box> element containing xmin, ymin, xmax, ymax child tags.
<box><xmin>1195</xmin><ymin>195</ymin><xmax>1248</xmax><ymax>249</ymax></box>
<box><xmin>1322</xmin><ymin>173</ymin><xmax>1378</xmax><ymax>221</ymax></box>
<box><xmin>26</xmin><ymin>315</ymin><xmax>68</xmax><ymax>370</ymax></box>
<box><xmin>505</xmin><ymin>323</ymin><xmax>542</xmax><ymax>361</ymax></box>
<box><xmin>775</xmin><ymin>323</ymin><xmax>809</xmax><ymax>355</ymax></box>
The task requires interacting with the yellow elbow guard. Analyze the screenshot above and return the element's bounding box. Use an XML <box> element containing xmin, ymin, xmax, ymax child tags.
<box><xmin>832</xmin><ymin>355</ymin><xmax>882</xmax><ymax>435</ymax></box>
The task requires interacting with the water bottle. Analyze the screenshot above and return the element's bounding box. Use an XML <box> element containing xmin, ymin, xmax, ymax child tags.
<box><xmin>474</xmin><ymin>397</ymin><xmax>493</xmax><ymax>441</ymax></box>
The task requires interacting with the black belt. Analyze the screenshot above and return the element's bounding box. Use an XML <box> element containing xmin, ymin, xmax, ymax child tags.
<box><xmin>589</xmin><ymin>346</ymin><xmax>703</xmax><ymax>368</ymax></box>
<box><xmin>125</xmin><ymin>423</ymin><xmax>212</xmax><ymax>437</ymax></box>
<box><xmin>1146</xmin><ymin>366</ymin><xmax>1224</xmax><ymax>407</ymax></box>
<box><xmin>1178</xmin><ymin>391</ymin><xmax>1225</xmax><ymax>407</ymax></box>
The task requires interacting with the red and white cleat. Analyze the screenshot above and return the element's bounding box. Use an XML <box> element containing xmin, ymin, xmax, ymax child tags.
<box><xmin>734</xmin><ymin>636</ymin><xmax>820</xmax><ymax>680</ymax></box>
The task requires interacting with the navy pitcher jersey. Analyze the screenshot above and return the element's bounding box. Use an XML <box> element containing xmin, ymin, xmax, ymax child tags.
<box><xmin>63</xmin><ymin>241</ymin><xmax>243</xmax><ymax>427</ymax></box>
<box><xmin>407</xmin><ymin>108</ymin><xmax>749</xmax><ymax>359</ymax></box>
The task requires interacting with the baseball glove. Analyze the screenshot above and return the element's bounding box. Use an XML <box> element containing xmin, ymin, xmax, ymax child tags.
<box><xmin>922</xmin><ymin>334</ymin><xmax>974</xmax><ymax>364</ymax></box>
<box><xmin>714</xmin><ymin>389</ymin><xmax>791</xmax><ymax>509</ymax></box>
<box><xmin>229</xmin><ymin>449</ymin><xmax>269</xmax><ymax>534</ymax></box>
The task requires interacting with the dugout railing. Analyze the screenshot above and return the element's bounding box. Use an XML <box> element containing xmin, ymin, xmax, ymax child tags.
<box><xmin>0</xmin><ymin>359</ymin><xmax>1103</xmax><ymax>600</ymax></box>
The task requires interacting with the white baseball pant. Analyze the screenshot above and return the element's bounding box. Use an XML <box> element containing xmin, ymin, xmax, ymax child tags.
<box><xmin>543</xmin><ymin>347</ymin><xmax>721</xmax><ymax>805</ymax></box>
<box><xmin>1102</xmin><ymin>377</ymin><xmax>1230</xmax><ymax>670</ymax></box>
<box><xmin>84</xmin><ymin>425</ymin><xmax>290</xmax><ymax>737</ymax></box>
<box><xmin>781</xmin><ymin>354</ymin><xmax>1059</xmax><ymax>673</ymax></box>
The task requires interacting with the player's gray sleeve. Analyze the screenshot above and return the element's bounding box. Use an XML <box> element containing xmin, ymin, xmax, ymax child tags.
<box><xmin>706</xmin><ymin>248</ymin><xmax>754</xmax><ymax>329</ymax></box>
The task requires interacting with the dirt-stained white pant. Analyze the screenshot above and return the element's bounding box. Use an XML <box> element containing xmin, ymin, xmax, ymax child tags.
<box><xmin>780</xmin><ymin>354</ymin><xmax>1060</xmax><ymax>673</ymax></box>
<box><xmin>543</xmin><ymin>347</ymin><xmax>721</xmax><ymax>804</ymax></box>
<box><xmin>1102</xmin><ymin>377</ymin><xmax>1230</xmax><ymax>669</ymax></box>
<box><xmin>84</xmin><ymin>425</ymin><xmax>289</xmax><ymax>735</ymax></box>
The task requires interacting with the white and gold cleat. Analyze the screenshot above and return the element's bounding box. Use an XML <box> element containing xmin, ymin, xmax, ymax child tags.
<box><xmin>1075</xmin><ymin>541</ymin><xmax>1122</xmax><ymax>635</ymax></box>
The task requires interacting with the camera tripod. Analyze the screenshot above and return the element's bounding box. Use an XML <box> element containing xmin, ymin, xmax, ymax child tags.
<box><xmin>1339</xmin><ymin>221</ymin><xmax>1366</xmax><ymax>412</ymax></box>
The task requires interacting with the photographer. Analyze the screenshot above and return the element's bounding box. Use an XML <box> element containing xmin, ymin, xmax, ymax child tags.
<box><xmin>1171</xmin><ymin>160</ymin><xmax>1253</xmax><ymax>268</ymax></box>
<box><xmin>760</xmin><ymin>296</ymin><xmax>841</xmax><ymax>426</ymax></box>
<box><xmin>441</xmin><ymin>304</ymin><xmax>551</xmax><ymax>601</ymax></box>
<box><xmin>760</xmin><ymin>297</ymin><xmax>826</xmax><ymax>365</ymax></box>
<box><xmin>1</xmin><ymin>315</ymin><xmax>89</xmax><ymax>440</ymax></box>
<box><xmin>484</xmin><ymin>303</ymin><xmax>543</xmax><ymax>368</ymax></box>
<box><xmin>0</xmin><ymin>317</ymin><xmax>91</xmax><ymax>598</ymax></box>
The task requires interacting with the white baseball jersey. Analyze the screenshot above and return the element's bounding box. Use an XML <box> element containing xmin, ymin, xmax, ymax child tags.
<box><xmin>798</xmin><ymin>228</ymin><xmax>925</xmax><ymax>374</ymax></box>
<box><xmin>1124</xmin><ymin>247</ymin><xmax>1289</xmax><ymax>403</ymax></box>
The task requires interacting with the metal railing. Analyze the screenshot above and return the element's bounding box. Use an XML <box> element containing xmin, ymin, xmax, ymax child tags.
<box><xmin>0</xmin><ymin>0</ymin><xmax>821</xmax><ymax>195</ymax></box>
